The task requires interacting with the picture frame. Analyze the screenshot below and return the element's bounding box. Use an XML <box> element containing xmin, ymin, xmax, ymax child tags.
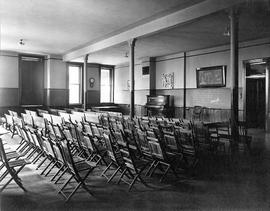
<box><xmin>196</xmin><ymin>65</ymin><xmax>226</xmax><ymax>88</ymax></box>
<box><xmin>162</xmin><ymin>72</ymin><xmax>174</xmax><ymax>89</ymax></box>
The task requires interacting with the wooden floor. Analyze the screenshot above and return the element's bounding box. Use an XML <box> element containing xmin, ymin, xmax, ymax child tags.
<box><xmin>1</xmin><ymin>127</ymin><xmax>270</xmax><ymax>210</ymax></box>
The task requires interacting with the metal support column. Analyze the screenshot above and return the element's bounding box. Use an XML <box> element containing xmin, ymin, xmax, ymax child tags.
<box><xmin>83</xmin><ymin>54</ymin><xmax>88</xmax><ymax>111</ymax></box>
<box><xmin>230</xmin><ymin>8</ymin><xmax>239</xmax><ymax>146</ymax></box>
<box><xmin>183</xmin><ymin>52</ymin><xmax>187</xmax><ymax>119</ymax></box>
<box><xmin>129</xmin><ymin>39</ymin><xmax>136</xmax><ymax>118</ymax></box>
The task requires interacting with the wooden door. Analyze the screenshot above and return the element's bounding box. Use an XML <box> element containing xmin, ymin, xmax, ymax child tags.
<box><xmin>20</xmin><ymin>55</ymin><xmax>44</xmax><ymax>105</ymax></box>
<box><xmin>246</xmin><ymin>77</ymin><xmax>265</xmax><ymax>128</ymax></box>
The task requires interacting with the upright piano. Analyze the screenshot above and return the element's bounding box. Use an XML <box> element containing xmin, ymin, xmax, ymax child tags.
<box><xmin>145</xmin><ymin>95</ymin><xmax>173</xmax><ymax>117</ymax></box>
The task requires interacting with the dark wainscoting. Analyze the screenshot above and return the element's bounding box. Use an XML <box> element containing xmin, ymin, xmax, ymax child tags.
<box><xmin>155</xmin><ymin>88</ymin><xmax>232</xmax><ymax>109</ymax></box>
<box><xmin>86</xmin><ymin>90</ymin><xmax>100</xmax><ymax>106</ymax></box>
<box><xmin>115</xmin><ymin>103</ymin><xmax>240</xmax><ymax>122</ymax></box>
<box><xmin>0</xmin><ymin>106</ymin><xmax>25</xmax><ymax>117</ymax></box>
<box><xmin>0</xmin><ymin>88</ymin><xmax>19</xmax><ymax>107</ymax></box>
<box><xmin>44</xmin><ymin>88</ymin><xmax>68</xmax><ymax>107</ymax></box>
<box><xmin>117</xmin><ymin>104</ymin><xmax>146</xmax><ymax>116</ymax></box>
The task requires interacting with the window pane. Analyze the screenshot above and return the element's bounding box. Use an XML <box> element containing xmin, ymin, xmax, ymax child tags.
<box><xmin>100</xmin><ymin>85</ymin><xmax>110</xmax><ymax>102</ymax></box>
<box><xmin>69</xmin><ymin>66</ymin><xmax>80</xmax><ymax>84</ymax></box>
<box><xmin>69</xmin><ymin>84</ymin><xmax>80</xmax><ymax>104</ymax></box>
<box><xmin>101</xmin><ymin>69</ymin><xmax>110</xmax><ymax>85</ymax></box>
<box><xmin>100</xmin><ymin>68</ymin><xmax>111</xmax><ymax>103</ymax></box>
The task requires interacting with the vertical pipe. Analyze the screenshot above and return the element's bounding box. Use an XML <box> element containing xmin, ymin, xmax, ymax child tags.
<box><xmin>129</xmin><ymin>39</ymin><xmax>136</xmax><ymax>118</ymax></box>
<box><xmin>83</xmin><ymin>54</ymin><xmax>88</xmax><ymax>111</ymax></box>
<box><xmin>183</xmin><ymin>52</ymin><xmax>187</xmax><ymax>119</ymax></box>
<box><xmin>265</xmin><ymin>64</ymin><xmax>269</xmax><ymax>131</ymax></box>
<box><xmin>230</xmin><ymin>8</ymin><xmax>239</xmax><ymax>145</ymax></box>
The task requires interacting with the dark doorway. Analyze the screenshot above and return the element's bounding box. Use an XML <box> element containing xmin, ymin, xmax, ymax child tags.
<box><xmin>246</xmin><ymin>62</ymin><xmax>266</xmax><ymax>129</ymax></box>
<box><xmin>19</xmin><ymin>55</ymin><xmax>44</xmax><ymax>105</ymax></box>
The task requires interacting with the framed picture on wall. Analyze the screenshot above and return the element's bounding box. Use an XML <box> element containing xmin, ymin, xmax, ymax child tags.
<box><xmin>196</xmin><ymin>65</ymin><xmax>226</xmax><ymax>88</ymax></box>
<box><xmin>162</xmin><ymin>72</ymin><xmax>174</xmax><ymax>89</ymax></box>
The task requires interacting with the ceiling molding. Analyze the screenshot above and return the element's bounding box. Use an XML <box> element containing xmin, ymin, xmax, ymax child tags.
<box><xmin>63</xmin><ymin>0</ymin><xmax>245</xmax><ymax>61</ymax></box>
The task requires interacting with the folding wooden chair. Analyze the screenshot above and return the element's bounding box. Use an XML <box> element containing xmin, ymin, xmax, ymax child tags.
<box><xmin>0</xmin><ymin>138</ymin><xmax>30</xmax><ymax>192</ymax></box>
<box><xmin>116</xmin><ymin>137</ymin><xmax>151</xmax><ymax>191</ymax></box>
<box><xmin>238</xmin><ymin>121</ymin><xmax>252</xmax><ymax>153</ymax></box>
<box><xmin>122</xmin><ymin>129</ymin><xmax>140</xmax><ymax>150</ymax></box>
<box><xmin>21</xmin><ymin>113</ymin><xmax>34</xmax><ymax>130</ymax></box>
<box><xmin>33</xmin><ymin>131</ymin><xmax>68</xmax><ymax>183</ymax></box>
<box><xmin>62</xmin><ymin>124</ymin><xmax>85</xmax><ymax>157</ymax></box>
<box><xmin>101</xmin><ymin>133</ymin><xmax>126</xmax><ymax>183</ymax></box>
<box><xmin>174</xmin><ymin>126</ymin><xmax>198</xmax><ymax>169</ymax></box>
<box><xmin>4</xmin><ymin>114</ymin><xmax>16</xmax><ymax>137</ymax></box>
<box><xmin>135</xmin><ymin>129</ymin><xmax>152</xmax><ymax>160</ymax></box>
<box><xmin>147</xmin><ymin>137</ymin><xmax>179</xmax><ymax>182</ymax></box>
<box><xmin>57</xmin><ymin>139</ymin><xmax>96</xmax><ymax>202</ymax></box>
<box><xmin>37</xmin><ymin>108</ymin><xmax>49</xmax><ymax>117</ymax></box>
<box><xmin>80</xmin><ymin>133</ymin><xmax>107</xmax><ymax>165</ymax></box>
<box><xmin>193</xmin><ymin>121</ymin><xmax>225</xmax><ymax>155</ymax></box>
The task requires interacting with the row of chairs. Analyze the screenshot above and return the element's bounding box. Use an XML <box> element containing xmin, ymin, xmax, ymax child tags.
<box><xmin>1</xmin><ymin>108</ymin><xmax>251</xmax><ymax>201</ymax></box>
<box><xmin>3</xmin><ymin>110</ymin><xmax>191</xmax><ymax>195</ymax></box>
<box><xmin>4</xmin><ymin>116</ymin><xmax>98</xmax><ymax>202</ymax></box>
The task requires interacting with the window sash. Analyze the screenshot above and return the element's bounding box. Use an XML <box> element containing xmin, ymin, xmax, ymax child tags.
<box><xmin>69</xmin><ymin>65</ymin><xmax>82</xmax><ymax>104</ymax></box>
<box><xmin>100</xmin><ymin>68</ymin><xmax>113</xmax><ymax>103</ymax></box>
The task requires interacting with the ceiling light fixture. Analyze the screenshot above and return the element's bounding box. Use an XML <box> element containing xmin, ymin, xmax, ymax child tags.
<box><xmin>124</xmin><ymin>52</ymin><xmax>129</xmax><ymax>58</ymax></box>
<box><xmin>19</xmin><ymin>39</ymin><xmax>25</xmax><ymax>45</ymax></box>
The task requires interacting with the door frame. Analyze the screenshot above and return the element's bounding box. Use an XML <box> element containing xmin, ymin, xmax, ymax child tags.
<box><xmin>243</xmin><ymin>57</ymin><xmax>269</xmax><ymax>131</ymax></box>
<box><xmin>19</xmin><ymin>54</ymin><xmax>45</xmax><ymax>106</ymax></box>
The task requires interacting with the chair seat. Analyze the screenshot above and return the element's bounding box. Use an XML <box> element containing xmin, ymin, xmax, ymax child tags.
<box><xmin>6</xmin><ymin>151</ymin><xmax>20</xmax><ymax>160</ymax></box>
<box><xmin>75</xmin><ymin>160</ymin><xmax>96</xmax><ymax>172</ymax></box>
<box><xmin>9</xmin><ymin>159</ymin><xmax>30</xmax><ymax>168</ymax></box>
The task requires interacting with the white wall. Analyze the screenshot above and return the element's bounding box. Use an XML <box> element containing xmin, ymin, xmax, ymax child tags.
<box><xmin>87</xmin><ymin>65</ymin><xmax>100</xmax><ymax>91</ymax></box>
<box><xmin>114</xmin><ymin>38</ymin><xmax>270</xmax><ymax>109</ymax></box>
<box><xmin>45</xmin><ymin>55</ymin><xmax>67</xmax><ymax>89</ymax></box>
<box><xmin>0</xmin><ymin>51</ymin><xmax>19</xmax><ymax>88</ymax></box>
<box><xmin>156</xmin><ymin>55</ymin><xmax>184</xmax><ymax>89</ymax></box>
<box><xmin>115</xmin><ymin>61</ymin><xmax>150</xmax><ymax>105</ymax></box>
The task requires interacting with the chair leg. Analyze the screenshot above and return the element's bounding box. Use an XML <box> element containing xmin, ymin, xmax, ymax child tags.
<box><xmin>0</xmin><ymin>166</ymin><xmax>26</xmax><ymax>192</ymax></box>
<box><xmin>0</xmin><ymin>170</ymin><xmax>9</xmax><ymax>182</ymax></box>
<box><xmin>117</xmin><ymin>168</ymin><xmax>127</xmax><ymax>184</ymax></box>
<box><xmin>31</xmin><ymin>151</ymin><xmax>43</xmax><ymax>163</ymax></box>
<box><xmin>26</xmin><ymin>148</ymin><xmax>38</xmax><ymax>159</ymax></box>
<box><xmin>128</xmin><ymin>175</ymin><xmax>139</xmax><ymax>192</ymax></box>
<box><xmin>149</xmin><ymin>161</ymin><xmax>160</xmax><ymax>177</ymax></box>
<box><xmin>0</xmin><ymin>163</ymin><xmax>5</xmax><ymax>172</ymax></box>
<box><xmin>160</xmin><ymin>164</ymin><xmax>170</xmax><ymax>182</ymax></box>
<box><xmin>65</xmin><ymin>182</ymin><xmax>82</xmax><ymax>202</ymax></box>
<box><xmin>100</xmin><ymin>161</ymin><xmax>113</xmax><ymax>177</ymax></box>
<box><xmin>54</xmin><ymin>167</ymin><xmax>68</xmax><ymax>184</ymax></box>
<box><xmin>51</xmin><ymin>165</ymin><xmax>65</xmax><ymax>182</ymax></box>
<box><xmin>58</xmin><ymin>174</ymin><xmax>74</xmax><ymax>193</ymax></box>
<box><xmin>16</xmin><ymin>140</ymin><xmax>27</xmax><ymax>151</ymax></box>
<box><xmin>45</xmin><ymin>162</ymin><xmax>58</xmax><ymax>176</ymax></box>
<box><xmin>36</xmin><ymin>156</ymin><xmax>48</xmax><ymax>170</ymax></box>
<box><xmin>144</xmin><ymin>160</ymin><xmax>156</xmax><ymax>176</ymax></box>
<box><xmin>40</xmin><ymin>160</ymin><xmax>54</xmax><ymax>175</ymax></box>
<box><xmin>81</xmin><ymin>181</ymin><xmax>93</xmax><ymax>196</ymax></box>
<box><xmin>108</xmin><ymin>166</ymin><xmax>121</xmax><ymax>183</ymax></box>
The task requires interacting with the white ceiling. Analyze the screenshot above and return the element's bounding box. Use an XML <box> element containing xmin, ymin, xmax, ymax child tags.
<box><xmin>1</xmin><ymin>0</ymin><xmax>270</xmax><ymax>65</ymax></box>
<box><xmin>73</xmin><ymin>5</ymin><xmax>270</xmax><ymax>65</ymax></box>
<box><xmin>0</xmin><ymin>0</ymin><xmax>203</xmax><ymax>55</ymax></box>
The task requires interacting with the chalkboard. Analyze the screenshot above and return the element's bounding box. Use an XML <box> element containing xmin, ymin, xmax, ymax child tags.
<box><xmin>196</xmin><ymin>65</ymin><xmax>226</xmax><ymax>88</ymax></box>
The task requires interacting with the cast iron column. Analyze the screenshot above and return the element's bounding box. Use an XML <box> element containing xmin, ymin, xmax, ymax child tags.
<box><xmin>83</xmin><ymin>54</ymin><xmax>88</xmax><ymax>111</ymax></box>
<box><xmin>230</xmin><ymin>8</ymin><xmax>239</xmax><ymax>146</ymax></box>
<box><xmin>129</xmin><ymin>39</ymin><xmax>136</xmax><ymax>118</ymax></box>
<box><xmin>183</xmin><ymin>52</ymin><xmax>187</xmax><ymax>119</ymax></box>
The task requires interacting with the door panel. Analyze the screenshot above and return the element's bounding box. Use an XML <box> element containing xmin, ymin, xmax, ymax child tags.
<box><xmin>246</xmin><ymin>78</ymin><xmax>265</xmax><ymax>128</ymax></box>
<box><xmin>20</xmin><ymin>56</ymin><xmax>44</xmax><ymax>105</ymax></box>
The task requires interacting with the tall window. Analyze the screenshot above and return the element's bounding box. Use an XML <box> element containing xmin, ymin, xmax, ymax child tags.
<box><xmin>69</xmin><ymin>65</ymin><xmax>82</xmax><ymax>104</ymax></box>
<box><xmin>100</xmin><ymin>68</ymin><xmax>113</xmax><ymax>103</ymax></box>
